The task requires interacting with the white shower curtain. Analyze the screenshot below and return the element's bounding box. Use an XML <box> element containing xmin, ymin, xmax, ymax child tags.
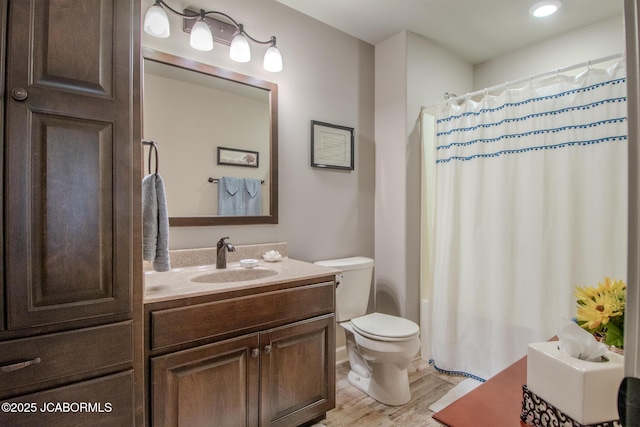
<box><xmin>425</xmin><ymin>60</ymin><xmax>628</xmax><ymax>380</ymax></box>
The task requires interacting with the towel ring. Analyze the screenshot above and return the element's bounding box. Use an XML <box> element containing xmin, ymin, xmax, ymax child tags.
<box><xmin>143</xmin><ymin>140</ymin><xmax>159</xmax><ymax>175</ymax></box>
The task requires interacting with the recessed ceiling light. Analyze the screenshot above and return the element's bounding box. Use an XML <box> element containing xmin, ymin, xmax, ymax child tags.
<box><xmin>529</xmin><ymin>0</ymin><xmax>562</xmax><ymax>18</ymax></box>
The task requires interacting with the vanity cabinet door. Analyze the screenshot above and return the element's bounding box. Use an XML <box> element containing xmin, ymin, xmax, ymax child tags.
<box><xmin>260</xmin><ymin>314</ymin><xmax>335</xmax><ymax>427</ymax></box>
<box><xmin>151</xmin><ymin>334</ymin><xmax>260</xmax><ymax>427</ymax></box>
<box><xmin>3</xmin><ymin>0</ymin><xmax>135</xmax><ymax>329</ymax></box>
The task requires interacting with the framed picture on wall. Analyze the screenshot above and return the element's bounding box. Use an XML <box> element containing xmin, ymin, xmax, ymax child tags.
<box><xmin>217</xmin><ymin>146</ymin><xmax>259</xmax><ymax>168</ymax></box>
<box><xmin>311</xmin><ymin>120</ymin><xmax>355</xmax><ymax>170</ymax></box>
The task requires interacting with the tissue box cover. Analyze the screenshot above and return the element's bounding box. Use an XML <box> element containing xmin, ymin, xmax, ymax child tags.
<box><xmin>527</xmin><ymin>341</ymin><xmax>624</xmax><ymax>425</ymax></box>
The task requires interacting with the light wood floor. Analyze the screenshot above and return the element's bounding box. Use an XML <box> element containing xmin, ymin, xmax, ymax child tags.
<box><xmin>319</xmin><ymin>358</ymin><xmax>465</xmax><ymax>427</ymax></box>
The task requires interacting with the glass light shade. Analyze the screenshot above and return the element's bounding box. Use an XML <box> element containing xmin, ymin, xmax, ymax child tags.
<box><xmin>143</xmin><ymin>4</ymin><xmax>170</xmax><ymax>38</ymax></box>
<box><xmin>529</xmin><ymin>0</ymin><xmax>561</xmax><ymax>17</ymax></box>
<box><xmin>263</xmin><ymin>45</ymin><xmax>283</xmax><ymax>72</ymax></box>
<box><xmin>190</xmin><ymin>19</ymin><xmax>213</xmax><ymax>51</ymax></box>
<box><xmin>230</xmin><ymin>34</ymin><xmax>251</xmax><ymax>63</ymax></box>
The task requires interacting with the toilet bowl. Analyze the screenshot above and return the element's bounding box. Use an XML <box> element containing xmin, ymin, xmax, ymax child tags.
<box><xmin>340</xmin><ymin>312</ymin><xmax>420</xmax><ymax>406</ymax></box>
<box><xmin>313</xmin><ymin>257</ymin><xmax>421</xmax><ymax>406</ymax></box>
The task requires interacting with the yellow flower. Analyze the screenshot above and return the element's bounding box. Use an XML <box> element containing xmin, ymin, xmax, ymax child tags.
<box><xmin>575</xmin><ymin>278</ymin><xmax>626</xmax><ymax>329</ymax></box>
<box><xmin>599</xmin><ymin>277</ymin><xmax>626</xmax><ymax>294</ymax></box>
<box><xmin>576</xmin><ymin>295</ymin><xmax>613</xmax><ymax>329</ymax></box>
<box><xmin>575</xmin><ymin>277</ymin><xmax>626</xmax><ymax>348</ymax></box>
<box><xmin>574</xmin><ymin>285</ymin><xmax>599</xmax><ymax>301</ymax></box>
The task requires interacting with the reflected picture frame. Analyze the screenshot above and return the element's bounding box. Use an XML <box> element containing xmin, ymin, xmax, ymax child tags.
<box><xmin>217</xmin><ymin>146</ymin><xmax>259</xmax><ymax>168</ymax></box>
<box><xmin>311</xmin><ymin>120</ymin><xmax>354</xmax><ymax>170</ymax></box>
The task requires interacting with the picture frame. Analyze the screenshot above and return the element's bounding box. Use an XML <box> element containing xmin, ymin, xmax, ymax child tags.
<box><xmin>311</xmin><ymin>120</ymin><xmax>354</xmax><ymax>170</ymax></box>
<box><xmin>217</xmin><ymin>146</ymin><xmax>259</xmax><ymax>168</ymax></box>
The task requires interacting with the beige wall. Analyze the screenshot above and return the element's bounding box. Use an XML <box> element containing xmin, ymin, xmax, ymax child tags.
<box><xmin>374</xmin><ymin>32</ymin><xmax>473</xmax><ymax>323</ymax></box>
<box><xmin>474</xmin><ymin>15</ymin><xmax>625</xmax><ymax>90</ymax></box>
<box><xmin>141</xmin><ymin>0</ymin><xmax>375</xmax><ymax>266</ymax></box>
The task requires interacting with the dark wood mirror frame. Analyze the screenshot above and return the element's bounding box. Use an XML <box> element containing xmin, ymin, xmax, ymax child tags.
<box><xmin>142</xmin><ymin>47</ymin><xmax>278</xmax><ymax>226</ymax></box>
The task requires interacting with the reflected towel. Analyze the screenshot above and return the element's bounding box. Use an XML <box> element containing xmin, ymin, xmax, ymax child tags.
<box><xmin>218</xmin><ymin>176</ymin><xmax>243</xmax><ymax>215</ymax></box>
<box><xmin>142</xmin><ymin>173</ymin><xmax>171</xmax><ymax>271</ymax></box>
<box><xmin>243</xmin><ymin>178</ymin><xmax>262</xmax><ymax>216</ymax></box>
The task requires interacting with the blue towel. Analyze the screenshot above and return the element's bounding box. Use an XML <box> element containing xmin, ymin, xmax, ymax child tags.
<box><xmin>142</xmin><ymin>173</ymin><xmax>171</xmax><ymax>271</ymax></box>
<box><xmin>243</xmin><ymin>178</ymin><xmax>262</xmax><ymax>216</ymax></box>
<box><xmin>218</xmin><ymin>176</ymin><xmax>243</xmax><ymax>215</ymax></box>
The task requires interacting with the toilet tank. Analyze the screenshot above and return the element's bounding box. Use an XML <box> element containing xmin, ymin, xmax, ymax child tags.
<box><xmin>313</xmin><ymin>256</ymin><xmax>374</xmax><ymax>322</ymax></box>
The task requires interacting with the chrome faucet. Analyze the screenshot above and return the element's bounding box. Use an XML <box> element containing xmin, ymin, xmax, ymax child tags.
<box><xmin>216</xmin><ymin>237</ymin><xmax>235</xmax><ymax>269</ymax></box>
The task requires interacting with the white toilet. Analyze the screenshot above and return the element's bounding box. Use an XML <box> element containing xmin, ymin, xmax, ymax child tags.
<box><xmin>314</xmin><ymin>256</ymin><xmax>420</xmax><ymax>406</ymax></box>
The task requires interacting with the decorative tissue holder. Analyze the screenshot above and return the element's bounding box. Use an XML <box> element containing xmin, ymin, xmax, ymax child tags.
<box><xmin>526</xmin><ymin>341</ymin><xmax>624</xmax><ymax>425</ymax></box>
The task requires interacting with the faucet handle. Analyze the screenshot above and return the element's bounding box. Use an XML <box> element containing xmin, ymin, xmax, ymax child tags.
<box><xmin>217</xmin><ymin>237</ymin><xmax>230</xmax><ymax>247</ymax></box>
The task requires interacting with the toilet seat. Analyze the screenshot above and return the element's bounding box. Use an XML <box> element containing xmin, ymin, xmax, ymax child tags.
<box><xmin>350</xmin><ymin>312</ymin><xmax>419</xmax><ymax>342</ymax></box>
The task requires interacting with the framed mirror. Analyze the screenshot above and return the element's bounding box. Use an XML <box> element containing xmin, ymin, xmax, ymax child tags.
<box><xmin>142</xmin><ymin>47</ymin><xmax>278</xmax><ymax>226</ymax></box>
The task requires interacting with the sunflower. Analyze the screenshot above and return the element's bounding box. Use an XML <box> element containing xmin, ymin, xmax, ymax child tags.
<box><xmin>576</xmin><ymin>295</ymin><xmax>614</xmax><ymax>329</ymax></box>
<box><xmin>574</xmin><ymin>277</ymin><xmax>626</xmax><ymax>348</ymax></box>
<box><xmin>574</xmin><ymin>285</ymin><xmax>599</xmax><ymax>302</ymax></box>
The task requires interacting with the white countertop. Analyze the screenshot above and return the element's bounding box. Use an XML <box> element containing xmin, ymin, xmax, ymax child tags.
<box><xmin>144</xmin><ymin>257</ymin><xmax>340</xmax><ymax>304</ymax></box>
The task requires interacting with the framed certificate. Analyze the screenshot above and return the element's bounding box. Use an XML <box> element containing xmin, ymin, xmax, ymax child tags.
<box><xmin>311</xmin><ymin>120</ymin><xmax>354</xmax><ymax>170</ymax></box>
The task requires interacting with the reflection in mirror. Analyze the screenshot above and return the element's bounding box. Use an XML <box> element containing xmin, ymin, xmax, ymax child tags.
<box><xmin>142</xmin><ymin>47</ymin><xmax>278</xmax><ymax>226</ymax></box>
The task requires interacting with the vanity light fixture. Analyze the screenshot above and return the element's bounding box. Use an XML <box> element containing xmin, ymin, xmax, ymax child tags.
<box><xmin>143</xmin><ymin>0</ymin><xmax>283</xmax><ymax>72</ymax></box>
<box><xmin>529</xmin><ymin>0</ymin><xmax>562</xmax><ymax>18</ymax></box>
<box><xmin>143</xmin><ymin>2</ymin><xmax>171</xmax><ymax>38</ymax></box>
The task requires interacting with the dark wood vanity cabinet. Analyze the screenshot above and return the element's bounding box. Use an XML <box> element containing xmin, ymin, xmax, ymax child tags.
<box><xmin>259</xmin><ymin>315</ymin><xmax>335</xmax><ymax>427</ymax></box>
<box><xmin>0</xmin><ymin>1</ymin><xmax>142</xmax><ymax>425</ymax></box>
<box><xmin>146</xmin><ymin>277</ymin><xmax>336</xmax><ymax>427</ymax></box>
<box><xmin>152</xmin><ymin>334</ymin><xmax>261</xmax><ymax>427</ymax></box>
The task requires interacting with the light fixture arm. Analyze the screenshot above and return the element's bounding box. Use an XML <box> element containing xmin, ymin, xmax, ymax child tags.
<box><xmin>145</xmin><ymin>0</ymin><xmax>283</xmax><ymax>72</ymax></box>
<box><xmin>152</xmin><ymin>0</ymin><xmax>197</xmax><ymax>19</ymax></box>
<box><xmin>154</xmin><ymin>0</ymin><xmax>276</xmax><ymax>46</ymax></box>
<box><xmin>239</xmin><ymin>26</ymin><xmax>277</xmax><ymax>47</ymax></box>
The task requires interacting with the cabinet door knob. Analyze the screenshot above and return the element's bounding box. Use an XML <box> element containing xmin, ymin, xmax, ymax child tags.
<box><xmin>0</xmin><ymin>357</ymin><xmax>41</xmax><ymax>373</ymax></box>
<box><xmin>251</xmin><ymin>348</ymin><xmax>260</xmax><ymax>358</ymax></box>
<box><xmin>264</xmin><ymin>345</ymin><xmax>272</xmax><ymax>354</ymax></box>
<box><xmin>11</xmin><ymin>87</ymin><xmax>28</xmax><ymax>101</ymax></box>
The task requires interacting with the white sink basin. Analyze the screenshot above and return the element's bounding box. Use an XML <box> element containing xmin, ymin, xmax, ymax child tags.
<box><xmin>191</xmin><ymin>267</ymin><xmax>278</xmax><ymax>284</ymax></box>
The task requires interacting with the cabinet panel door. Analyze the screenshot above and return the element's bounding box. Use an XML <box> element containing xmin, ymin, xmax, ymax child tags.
<box><xmin>260</xmin><ymin>314</ymin><xmax>335</xmax><ymax>427</ymax></box>
<box><xmin>152</xmin><ymin>334</ymin><xmax>260</xmax><ymax>427</ymax></box>
<box><xmin>4</xmin><ymin>0</ymin><xmax>134</xmax><ymax>328</ymax></box>
<box><xmin>0</xmin><ymin>370</ymin><xmax>135</xmax><ymax>427</ymax></box>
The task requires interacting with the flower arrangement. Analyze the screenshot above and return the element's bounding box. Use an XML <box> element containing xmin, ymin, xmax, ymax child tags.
<box><xmin>574</xmin><ymin>277</ymin><xmax>626</xmax><ymax>349</ymax></box>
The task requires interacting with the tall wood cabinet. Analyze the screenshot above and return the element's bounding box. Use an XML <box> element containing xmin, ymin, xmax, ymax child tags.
<box><xmin>0</xmin><ymin>1</ymin><xmax>142</xmax><ymax>425</ymax></box>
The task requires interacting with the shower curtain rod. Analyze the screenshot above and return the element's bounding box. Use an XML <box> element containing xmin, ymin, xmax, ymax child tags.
<box><xmin>445</xmin><ymin>52</ymin><xmax>624</xmax><ymax>104</ymax></box>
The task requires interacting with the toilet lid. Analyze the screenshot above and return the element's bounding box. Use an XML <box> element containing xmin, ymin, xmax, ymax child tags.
<box><xmin>350</xmin><ymin>312</ymin><xmax>420</xmax><ymax>341</ymax></box>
